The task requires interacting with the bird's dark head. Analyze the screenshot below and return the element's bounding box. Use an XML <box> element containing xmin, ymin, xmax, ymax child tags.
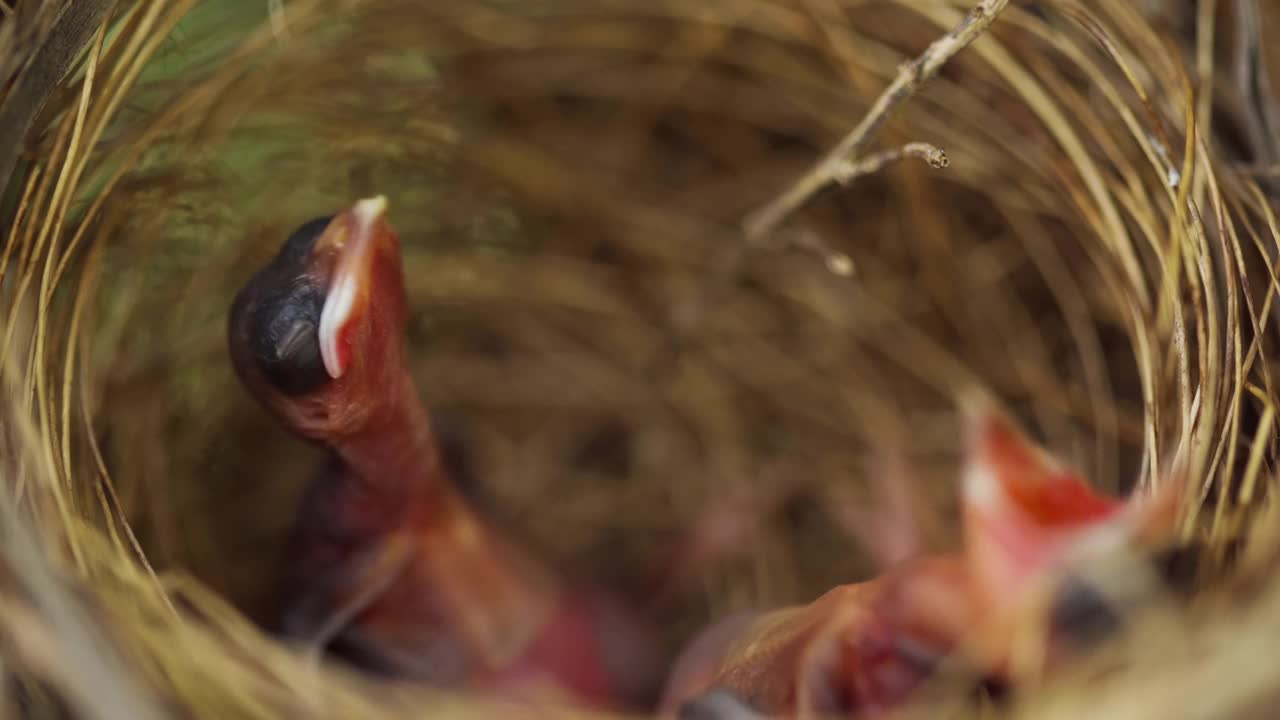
<box><xmin>229</xmin><ymin>196</ymin><xmax>409</xmax><ymax>441</ymax></box>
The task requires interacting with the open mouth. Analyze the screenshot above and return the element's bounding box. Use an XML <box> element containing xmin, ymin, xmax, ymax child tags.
<box><xmin>316</xmin><ymin>195</ymin><xmax>389</xmax><ymax>379</ymax></box>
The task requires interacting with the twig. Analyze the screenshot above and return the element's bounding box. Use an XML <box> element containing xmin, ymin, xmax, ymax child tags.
<box><xmin>742</xmin><ymin>0</ymin><xmax>1009</xmax><ymax>241</ymax></box>
<box><xmin>832</xmin><ymin>141</ymin><xmax>950</xmax><ymax>185</ymax></box>
<box><xmin>791</xmin><ymin>228</ymin><xmax>856</xmax><ymax>276</ymax></box>
<box><xmin>664</xmin><ymin>0</ymin><xmax>1006</xmax><ymax>347</ymax></box>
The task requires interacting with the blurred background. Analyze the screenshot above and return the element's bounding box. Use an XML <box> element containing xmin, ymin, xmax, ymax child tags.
<box><xmin>4</xmin><ymin>1</ymin><xmax>1280</xmax><ymax>718</ymax></box>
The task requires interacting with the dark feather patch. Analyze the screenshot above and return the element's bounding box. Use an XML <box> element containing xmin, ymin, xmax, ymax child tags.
<box><xmin>249</xmin><ymin>281</ymin><xmax>329</xmax><ymax>395</ymax></box>
<box><xmin>242</xmin><ymin>215</ymin><xmax>336</xmax><ymax>395</ymax></box>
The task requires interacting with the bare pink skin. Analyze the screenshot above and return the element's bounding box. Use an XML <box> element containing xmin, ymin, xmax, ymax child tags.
<box><xmin>660</xmin><ymin>401</ymin><xmax>1184</xmax><ymax>718</ymax></box>
<box><xmin>230</xmin><ymin>200</ymin><xmax>659</xmax><ymax>709</ymax></box>
<box><xmin>659</xmin><ymin>556</ymin><xmax>973</xmax><ymax>718</ymax></box>
<box><xmin>278</xmin><ymin>372</ymin><xmax>626</xmax><ymax>705</ymax></box>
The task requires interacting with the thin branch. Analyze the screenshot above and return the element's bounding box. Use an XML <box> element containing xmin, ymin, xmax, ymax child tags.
<box><xmin>832</xmin><ymin>141</ymin><xmax>950</xmax><ymax>185</ymax></box>
<box><xmin>791</xmin><ymin>228</ymin><xmax>856</xmax><ymax>277</ymax></box>
<box><xmin>665</xmin><ymin>0</ymin><xmax>1006</xmax><ymax>347</ymax></box>
<box><xmin>742</xmin><ymin>0</ymin><xmax>1009</xmax><ymax>241</ymax></box>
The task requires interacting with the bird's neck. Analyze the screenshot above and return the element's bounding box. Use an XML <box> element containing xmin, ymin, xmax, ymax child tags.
<box><xmin>326</xmin><ymin>365</ymin><xmax>565</xmax><ymax>672</ymax></box>
<box><xmin>334</xmin><ymin>384</ymin><xmax>488</xmax><ymax>542</ymax></box>
<box><xmin>334</xmin><ymin>370</ymin><xmax>444</xmax><ymax>502</ymax></box>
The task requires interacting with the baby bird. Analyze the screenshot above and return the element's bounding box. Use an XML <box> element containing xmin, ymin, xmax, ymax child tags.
<box><xmin>660</xmin><ymin>399</ymin><xmax>1185</xmax><ymax>719</ymax></box>
<box><xmin>228</xmin><ymin>196</ymin><xmax>660</xmax><ymax>709</ymax></box>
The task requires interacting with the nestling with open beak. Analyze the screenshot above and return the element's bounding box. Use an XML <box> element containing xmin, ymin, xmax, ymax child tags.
<box><xmin>228</xmin><ymin>196</ymin><xmax>660</xmax><ymax>708</ymax></box>
<box><xmin>660</xmin><ymin>400</ymin><xmax>1186</xmax><ymax>719</ymax></box>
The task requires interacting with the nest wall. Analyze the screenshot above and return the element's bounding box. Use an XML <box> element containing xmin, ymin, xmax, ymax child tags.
<box><xmin>2</xmin><ymin>1</ymin><xmax>1280</xmax><ymax>718</ymax></box>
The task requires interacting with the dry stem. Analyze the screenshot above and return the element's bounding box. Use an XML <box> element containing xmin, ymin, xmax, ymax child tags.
<box><xmin>0</xmin><ymin>0</ymin><xmax>116</xmax><ymax>200</ymax></box>
<box><xmin>832</xmin><ymin>141</ymin><xmax>950</xmax><ymax>185</ymax></box>
<box><xmin>741</xmin><ymin>0</ymin><xmax>1011</xmax><ymax>241</ymax></box>
<box><xmin>671</xmin><ymin>0</ymin><xmax>1008</xmax><ymax>342</ymax></box>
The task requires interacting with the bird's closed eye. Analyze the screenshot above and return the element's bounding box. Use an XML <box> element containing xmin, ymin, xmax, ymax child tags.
<box><xmin>276</xmin><ymin>320</ymin><xmax>316</xmax><ymax>364</ymax></box>
<box><xmin>250</xmin><ymin>282</ymin><xmax>330</xmax><ymax>395</ymax></box>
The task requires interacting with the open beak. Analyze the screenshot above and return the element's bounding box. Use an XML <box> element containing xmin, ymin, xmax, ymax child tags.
<box><xmin>958</xmin><ymin>397</ymin><xmax>1127</xmax><ymax>604</ymax></box>
<box><xmin>317</xmin><ymin>195</ymin><xmax>390</xmax><ymax>379</ymax></box>
<box><xmin>954</xmin><ymin>396</ymin><xmax>1191</xmax><ymax>680</ymax></box>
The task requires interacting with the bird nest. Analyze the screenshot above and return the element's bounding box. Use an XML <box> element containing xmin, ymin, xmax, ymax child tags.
<box><xmin>3</xmin><ymin>1</ymin><xmax>1280</xmax><ymax>718</ymax></box>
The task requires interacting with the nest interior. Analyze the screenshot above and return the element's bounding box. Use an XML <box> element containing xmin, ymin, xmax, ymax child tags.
<box><xmin>4</xmin><ymin>1</ymin><xmax>1280</xmax><ymax>718</ymax></box>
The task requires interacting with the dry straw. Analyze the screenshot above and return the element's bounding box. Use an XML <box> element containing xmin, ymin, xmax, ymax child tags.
<box><xmin>3</xmin><ymin>0</ymin><xmax>1280</xmax><ymax>718</ymax></box>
